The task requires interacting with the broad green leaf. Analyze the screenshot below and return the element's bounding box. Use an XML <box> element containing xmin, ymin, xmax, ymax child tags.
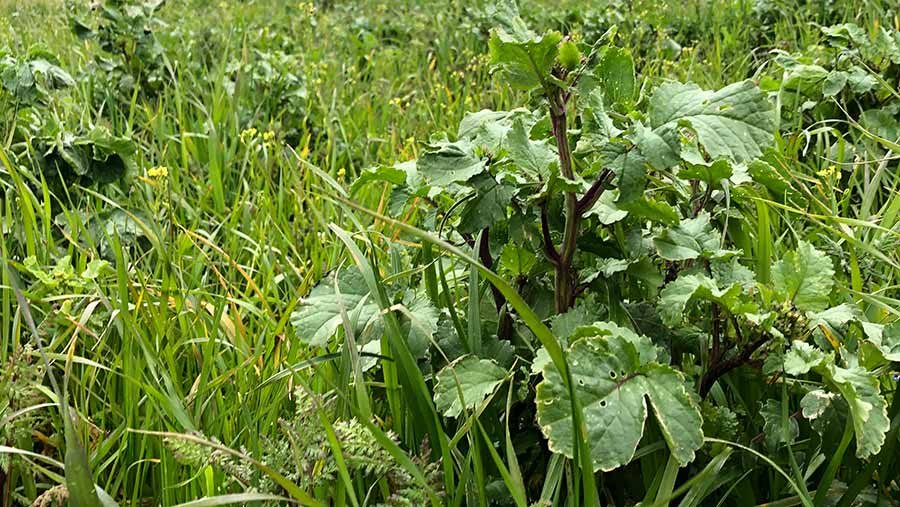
<box><xmin>570</xmin><ymin>322</ymin><xmax>660</xmax><ymax>364</ymax></box>
<box><xmin>779</xmin><ymin>60</ymin><xmax>829</xmax><ymax>95</ymax></box>
<box><xmin>488</xmin><ymin>16</ymin><xmax>561</xmax><ymax>91</ymax></box>
<box><xmin>747</xmin><ymin>159</ymin><xmax>804</xmax><ymax>204</ymax></box>
<box><xmin>800</xmin><ymin>389</ymin><xmax>836</xmax><ymax>420</ymax></box>
<box><xmin>846</xmin><ymin>66</ymin><xmax>878</xmax><ymax>94</ymax></box>
<box><xmin>711</xmin><ymin>257</ymin><xmax>756</xmax><ymax>290</ymax></box>
<box><xmin>291</xmin><ymin>267</ymin><xmax>380</xmax><ymax>347</ymax></box>
<box><xmin>484</xmin><ymin>0</ymin><xmax>534</xmax><ymax>43</ymax></box>
<box><xmin>678</xmin><ymin>159</ymin><xmax>733</xmax><ymax>186</ymax></box>
<box><xmin>806</xmin><ymin>303</ymin><xmax>860</xmax><ymax>329</ymax></box>
<box><xmin>761</xmin><ymin>399</ymin><xmax>799</xmax><ymax>448</ymax></box>
<box><xmin>653</xmin><ymin>213</ymin><xmax>736</xmax><ymax>261</ymax></box>
<box><xmin>0</xmin><ymin>55</ymin><xmax>73</xmax><ymax>104</ymax></box>
<box><xmin>576</xmin><ymin>86</ymin><xmax>621</xmax><ymax>151</ymax></box>
<box><xmin>595</xmin><ymin>47</ymin><xmax>636</xmax><ymax>108</ymax></box>
<box><xmin>658</xmin><ymin>274</ymin><xmax>745</xmax><ymax>326</ymax></box>
<box><xmin>498</xmin><ymin>243</ymin><xmax>537</xmax><ymax>278</ymax></box>
<box><xmin>457</xmin><ymin>173</ymin><xmax>515</xmax><ymax>233</ymax></box>
<box><xmin>584</xmin><ymin>190</ymin><xmax>628</xmax><ymax>224</ymax></box>
<box><xmin>582</xmin><ymin>258</ymin><xmax>632</xmax><ymax>281</ymax></box>
<box><xmin>81</xmin><ymin>259</ymin><xmax>111</xmax><ymax>281</ymax></box>
<box><xmin>351</xmin><ymin>162</ymin><xmax>410</xmax><ymax>193</ymax></box>
<box><xmin>532</xmin><ymin>297</ymin><xmax>610</xmax><ymax>374</ymax></box>
<box><xmin>820</xmin><ymin>362</ymin><xmax>889</xmax><ymax>459</ymax></box>
<box><xmin>863</xmin><ymin>322</ymin><xmax>900</xmax><ymax>362</ymax></box>
<box><xmin>505</xmin><ymin>118</ymin><xmax>556</xmax><ymax>180</ymax></box>
<box><xmin>649</xmin><ymin>81</ymin><xmax>775</xmax><ymax>163</ymax></box>
<box><xmin>782</xmin><ymin>341</ymin><xmax>827</xmax><ymax>376</ymax></box>
<box><xmin>458</xmin><ymin>108</ymin><xmax>530</xmax><ymax>152</ymax></box>
<box><xmin>549</xmin><ymin>301</ymin><xmax>601</xmax><ymax>345</ymax></box>
<box><xmin>433</xmin><ymin>356</ymin><xmax>507</xmax><ymax>418</ymax></box>
<box><xmin>603</xmin><ymin>141</ymin><xmax>648</xmax><ymax>204</ymax></box>
<box><xmin>536</xmin><ymin>327</ymin><xmax>703</xmax><ymax>471</ymax></box>
<box><xmin>629</xmin><ymin>121</ymin><xmax>678</xmax><ymax>171</ymax></box>
<box><xmin>823</xmin><ymin>23</ymin><xmax>900</xmax><ymax>67</ymax></box>
<box><xmin>24</xmin><ymin>256</ymin><xmax>57</xmax><ymax>287</ymax></box>
<box><xmin>403</xmin><ymin>293</ymin><xmax>439</xmax><ymax>361</ymax></box>
<box><xmin>822</xmin><ymin>71</ymin><xmax>847</xmax><ymax>97</ymax></box>
<box><xmin>783</xmin><ymin>341</ymin><xmax>889</xmax><ymax>459</ymax></box>
<box><xmin>418</xmin><ymin>139</ymin><xmax>486</xmax><ymax>187</ymax></box>
<box><xmin>860</xmin><ymin>107</ymin><xmax>900</xmax><ymax>142</ymax></box>
<box><xmin>772</xmin><ymin>241</ymin><xmax>834</xmax><ymax>311</ymax></box>
<box><xmin>618</xmin><ymin>197</ymin><xmax>680</xmax><ymax>225</ymax></box>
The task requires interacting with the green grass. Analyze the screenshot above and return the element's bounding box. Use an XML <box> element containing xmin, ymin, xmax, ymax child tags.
<box><xmin>1</xmin><ymin>0</ymin><xmax>899</xmax><ymax>505</ymax></box>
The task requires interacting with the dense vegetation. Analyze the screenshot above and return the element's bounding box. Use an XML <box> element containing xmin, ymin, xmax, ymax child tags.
<box><xmin>2</xmin><ymin>0</ymin><xmax>900</xmax><ymax>505</ymax></box>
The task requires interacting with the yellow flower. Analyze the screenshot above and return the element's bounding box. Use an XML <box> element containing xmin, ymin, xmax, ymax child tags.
<box><xmin>240</xmin><ymin>127</ymin><xmax>258</xmax><ymax>143</ymax></box>
<box><xmin>263</xmin><ymin>130</ymin><xmax>276</xmax><ymax>142</ymax></box>
<box><xmin>147</xmin><ymin>166</ymin><xmax>169</xmax><ymax>179</ymax></box>
<box><xmin>816</xmin><ymin>166</ymin><xmax>836</xmax><ymax>179</ymax></box>
<box><xmin>298</xmin><ymin>1</ymin><xmax>316</xmax><ymax>15</ymax></box>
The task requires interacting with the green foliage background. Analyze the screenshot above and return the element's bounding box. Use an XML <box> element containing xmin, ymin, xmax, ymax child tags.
<box><xmin>1</xmin><ymin>0</ymin><xmax>899</xmax><ymax>505</ymax></box>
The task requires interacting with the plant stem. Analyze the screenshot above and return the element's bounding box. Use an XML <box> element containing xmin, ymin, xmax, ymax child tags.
<box><xmin>575</xmin><ymin>169</ymin><xmax>614</xmax><ymax>214</ymax></box>
<box><xmin>699</xmin><ymin>333</ymin><xmax>770</xmax><ymax>398</ymax></box>
<box><xmin>478</xmin><ymin>228</ymin><xmax>505</xmax><ymax>311</ymax></box>
<box><xmin>477</xmin><ymin>227</ymin><xmax>514</xmax><ymax>340</ymax></box>
<box><xmin>540</xmin><ymin>203</ymin><xmax>560</xmax><ymax>265</ymax></box>
<box><xmin>549</xmin><ymin>90</ymin><xmax>578</xmax><ymax>313</ymax></box>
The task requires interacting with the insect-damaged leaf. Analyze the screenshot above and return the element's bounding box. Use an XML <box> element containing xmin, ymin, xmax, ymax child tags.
<box><xmin>595</xmin><ymin>46</ymin><xmax>636</xmax><ymax>108</ymax></box>
<box><xmin>536</xmin><ymin>323</ymin><xmax>703</xmax><ymax>471</ymax></box>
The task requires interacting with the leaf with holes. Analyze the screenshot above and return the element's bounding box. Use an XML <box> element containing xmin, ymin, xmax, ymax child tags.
<box><xmin>536</xmin><ymin>324</ymin><xmax>703</xmax><ymax>471</ymax></box>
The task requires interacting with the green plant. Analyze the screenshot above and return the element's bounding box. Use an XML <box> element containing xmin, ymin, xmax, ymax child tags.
<box><xmin>310</xmin><ymin>1</ymin><xmax>900</xmax><ymax>503</ymax></box>
<box><xmin>68</xmin><ymin>0</ymin><xmax>168</xmax><ymax>101</ymax></box>
<box><xmin>2</xmin><ymin>0</ymin><xmax>899</xmax><ymax>504</ymax></box>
